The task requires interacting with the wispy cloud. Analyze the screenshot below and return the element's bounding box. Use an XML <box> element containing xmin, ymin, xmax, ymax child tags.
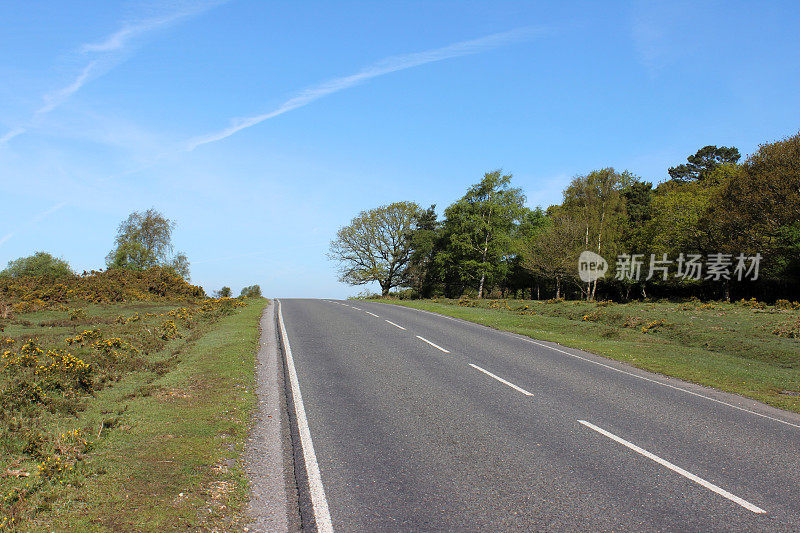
<box><xmin>81</xmin><ymin>2</ymin><xmax>224</xmax><ymax>53</ymax></box>
<box><xmin>185</xmin><ymin>26</ymin><xmax>546</xmax><ymax>151</ymax></box>
<box><xmin>36</xmin><ymin>61</ymin><xmax>98</xmax><ymax>116</ymax></box>
<box><xmin>0</xmin><ymin>2</ymin><xmax>225</xmax><ymax>147</ymax></box>
<box><xmin>1</xmin><ymin>25</ymin><xmax>546</xmax><ymax>250</ymax></box>
<box><xmin>0</xmin><ymin>201</ymin><xmax>69</xmax><ymax>249</ymax></box>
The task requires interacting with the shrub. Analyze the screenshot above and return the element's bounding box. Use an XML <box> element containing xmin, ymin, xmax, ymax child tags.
<box><xmin>737</xmin><ymin>298</ymin><xmax>767</xmax><ymax>310</ymax></box>
<box><xmin>214</xmin><ymin>287</ymin><xmax>232</xmax><ymax>298</ymax></box>
<box><xmin>775</xmin><ymin>299</ymin><xmax>800</xmax><ymax>310</ymax></box>
<box><xmin>0</xmin><ymin>252</ymin><xmax>73</xmax><ymax>279</ymax></box>
<box><xmin>239</xmin><ymin>285</ymin><xmax>262</xmax><ymax>298</ymax></box>
<box><xmin>0</xmin><ymin>267</ymin><xmax>205</xmax><ymax>312</ymax></box>
<box><xmin>641</xmin><ymin>320</ymin><xmax>667</xmax><ymax>333</ymax></box>
<box><xmin>772</xmin><ymin>317</ymin><xmax>800</xmax><ymax>338</ymax></box>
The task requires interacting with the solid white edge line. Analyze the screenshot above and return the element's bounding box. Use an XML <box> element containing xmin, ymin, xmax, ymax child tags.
<box><xmin>578</xmin><ymin>419</ymin><xmax>766</xmax><ymax>514</ymax></box>
<box><xmin>277</xmin><ymin>300</ymin><xmax>334</xmax><ymax>532</ymax></box>
<box><xmin>415</xmin><ymin>335</ymin><xmax>450</xmax><ymax>353</ymax></box>
<box><xmin>365</xmin><ymin>311</ymin><xmax>379</xmax><ymax>317</ymax></box>
<box><xmin>469</xmin><ymin>363</ymin><xmax>534</xmax><ymax>396</ymax></box>
<box><xmin>384</xmin><ymin>319</ymin><xmax>406</xmax><ymax>330</ymax></box>
<box><xmin>377</xmin><ymin>304</ymin><xmax>800</xmax><ymax>431</ymax></box>
<box><xmin>530</xmin><ymin>339</ymin><xmax>800</xmax><ymax>430</ymax></box>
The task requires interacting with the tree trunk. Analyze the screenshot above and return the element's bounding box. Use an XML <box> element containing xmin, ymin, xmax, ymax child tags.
<box><xmin>477</xmin><ymin>271</ymin><xmax>486</xmax><ymax>299</ymax></box>
<box><xmin>536</xmin><ymin>283</ymin><xmax>540</xmax><ymax>300</ymax></box>
<box><xmin>477</xmin><ymin>204</ymin><xmax>494</xmax><ymax>299</ymax></box>
<box><xmin>723</xmin><ymin>279</ymin><xmax>730</xmax><ymax>302</ymax></box>
<box><xmin>555</xmin><ymin>277</ymin><xmax>561</xmax><ymax>299</ymax></box>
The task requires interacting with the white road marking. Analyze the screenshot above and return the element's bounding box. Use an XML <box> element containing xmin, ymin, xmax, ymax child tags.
<box><xmin>528</xmin><ymin>340</ymin><xmax>800</xmax><ymax>430</ymax></box>
<box><xmin>578</xmin><ymin>419</ymin><xmax>766</xmax><ymax>514</ymax></box>
<box><xmin>277</xmin><ymin>301</ymin><xmax>334</xmax><ymax>532</ymax></box>
<box><xmin>469</xmin><ymin>363</ymin><xmax>534</xmax><ymax>396</ymax></box>
<box><xmin>385</xmin><ymin>320</ymin><xmax>406</xmax><ymax>330</ymax></box>
<box><xmin>365</xmin><ymin>311</ymin><xmax>379</xmax><ymax>317</ymax></box>
<box><xmin>350</xmin><ymin>306</ymin><xmax>362</xmax><ymax>311</ymax></box>
<box><xmin>378</xmin><ymin>303</ymin><xmax>800</xmax><ymax>431</ymax></box>
<box><xmin>415</xmin><ymin>335</ymin><xmax>450</xmax><ymax>353</ymax></box>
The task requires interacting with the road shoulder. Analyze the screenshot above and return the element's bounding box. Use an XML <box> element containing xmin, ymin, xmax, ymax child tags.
<box><xmin>244</xmin><ymin>301</ymin><xmax>300</xmax><ymax>532</ymax></box>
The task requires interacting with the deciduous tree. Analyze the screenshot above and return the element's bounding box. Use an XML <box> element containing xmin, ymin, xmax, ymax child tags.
<box><xmin>520</xmin><ymin>213</ymin><xmax>584</xmax><ymax>299</ymax></box>
<box><xmin>329</xmin><ymin>201</ymin><xmax>422</xmax><ymax>296</ymax></box>
<box><xmin>106</xmin><ymin>208</ymin><xmax>191</xmax><ymax>280</ymax></box>
<box><xmin>439</xmin><ymin>170</ymin><xmax>525</xmax><ymax>298</ymax></box>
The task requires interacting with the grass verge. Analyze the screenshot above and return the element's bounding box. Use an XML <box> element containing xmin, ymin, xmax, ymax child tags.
<box><xmin>370</xmin><ymin>298</ymin><xmax>800</xmax><ymax>414</ymax></box>
<box><xmin>2</xmin><ymin>297</ymin><xmax>267</xmax><ymax>532</ymax></box>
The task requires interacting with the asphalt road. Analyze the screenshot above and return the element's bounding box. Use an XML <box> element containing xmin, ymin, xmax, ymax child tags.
<box><xmin>277</xmin><ymin>298</ymin><xmax>800</xmax><ymax>532</ymax></box>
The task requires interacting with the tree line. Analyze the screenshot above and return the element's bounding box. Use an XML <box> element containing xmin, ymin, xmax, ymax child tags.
<box><xmin>329</xmin><ymin>131</ymin><xmax>800</xmax><ymax>302</ymax></box>
<box><xmin>1</xmin><ymin>209</ymin><xmax>261</xmax><ymax>298</ymax></box>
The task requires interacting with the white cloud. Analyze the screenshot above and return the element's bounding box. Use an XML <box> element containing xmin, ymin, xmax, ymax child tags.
<box><xmin>0</xmin><ymin>2</ymin><xmax>225</xmax><ymax>147</ymax></box>
<box><xmin>81</xmin><ymin>2</ymin><xmax>225</xmax><ymax>53</ymax></box>
<box><xmin>185</xmin><ymin>26</ymin><xmax>546</xmax><ymax>151</ymax></box>
<box><xmin>36</xmin><ymin>61</ymin><xmax>98</xmax><ymax>116</ymax></box>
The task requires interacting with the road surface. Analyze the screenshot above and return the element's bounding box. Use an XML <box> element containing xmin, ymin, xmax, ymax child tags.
<box><xmin>276</xmin><ymin>298</ymin><xmax>800</xmax><ymax>532</ymax></box>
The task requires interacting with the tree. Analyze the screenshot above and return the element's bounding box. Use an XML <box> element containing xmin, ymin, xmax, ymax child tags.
<box><xmin>562</xmin><ymin>168</ymin><xmax>631</xmax><ymax>300</ymax></box>
<box><xmin>668</xmin><ymin>145</ymin><xmax>740</xmax><ymax>182</ymax></box>
<box><xmin>167</xmin><ymin>253</ymin><xmax>191</xmax><ymax>282</ymax></box>
<box><xmin>106</xmin><ymin>209</ymin><xmax>174</xmax><ymax>270</ymax></box>
<box><xmin>240</xmin><ymin>285</ymin><xmax>262</xmax><ymax>298</ymax></box>
<box><xmin>329</xmin><ymin>201</ymin><xmax>422</xmax><ymax>296</ymax></box>
<box><xmin>520</xmin><ymin>213</ymin><xmax>584</xmax><ymax>299</ymax></box>
<box><xmin>106</xmin><ymin>208</ymin><xmax>191</xmax><ymax>280</ymax></box>
<box><xmin>405</xmin><ymin>205</ymin><xmax>442</xmax><ymax>297</ymax></box>
<box><xmin>0</xmin><ymin>251</ymin><xmax>73</xmax><ymax>278</ymax></box>
<box><xmin>508</xmin><ymin>207</ymin><xmax>549</xmax><ymax>298</ymax></box>
<box><xmin>706</xmin><ymin>132</ymin><xmax>800</xmax><ymax>281</ymax></box>
<box><xmin>214</xmin><ymin>286</ymin><xmax>232</xmax><ymax>298</ymax></box>
<box><xmin>438</xmin><ymin>170</ymin><xmax>526</xmax><ymax>298</ymax></box>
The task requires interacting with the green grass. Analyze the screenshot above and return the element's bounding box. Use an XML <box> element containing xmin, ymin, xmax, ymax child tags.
<box><xmin>370</xmin><ymin>298</ymin><xmax>800</xmax><ymax>414</ymax></box>
<box><xmin>2</xmin><ymin>298</ymin><xmax>267</xmax><ymax>532</ymax></box>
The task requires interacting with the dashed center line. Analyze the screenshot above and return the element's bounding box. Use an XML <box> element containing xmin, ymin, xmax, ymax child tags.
<box><xmin>350</xmin><ymin>306</ymin><xmax>362</xmax><ymax>311</ymax></box>
<box><xmin>415</xmin><ymin>335</ymin><xmax>450</xmax><ymax>353</ymax></box>
<box><xmin>385</xmin><ymin>320</ymin><xmax>406</xmax><ymax>330</ymax></box>
<box><xmin>469</xmin><ymin>363</ymin><xmax>534</xmax><ymax>396</ymax></box>
<box><xmin>365</xmin><ymin>311</ymin><xmax>379</xmax><ymax>317</ymax></box>
<box><xmin>578</xmin><ymin>420</ymin><xmax>766</xmax><ymax>514</ymax></box>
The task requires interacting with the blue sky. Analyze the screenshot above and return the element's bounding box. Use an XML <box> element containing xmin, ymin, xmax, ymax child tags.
<box><xmin>1</xmin><ymin>1</ymin><xmax>798</xmax><ymax>298</ymax></box>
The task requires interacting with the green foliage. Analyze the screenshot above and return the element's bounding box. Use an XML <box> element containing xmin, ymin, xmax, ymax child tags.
<box><xmin>166</xmin><ymin>252</ymin><xmax>191</xmax><ymax>282</ymax></box>
<box><xmin>519</xmin><ymin>213</ymin><xmax>583</xmax><ymax>299</ymax></box>
<box><xmin>0</xmin><ymin>252</ymin><xmax>73</xmax><ymax>279</ymax></box>
<box><xmin>106</xmin><ymin>208</ymin><xmax>191</xmax><ymax>281</ymax></box>
<box><xmin>0</xmin><ymin>267</ymin><xmax>205</xmax><ymax>313</ymax></box>
<box><xmin>215</xmin><ymin>286</ymin><xmax>232</xmax><ymax>298</ymax></box>
<box><xmin>707</xmin><ymin>132</ymin><xmax>800</xmax><ymax>279</ymax></box>
<box><xmin>668</xmin><ymin>145</ymin><xmax>741</xmax><ymax>182</ymax></box>
<box><xmin>345</xmin><ymin>132</ymin><xmax>799</xmax><ymax>302</ymax></box>
<box><xmin>406</xmin><ymin>205</ymin><xmax>441</xmax><ymax>298</ymax></box>
<box><xmin>239</xmin><ymin>284</ymin><xmax>262</xmax><ymax>298</ymax></box>
<box><xmin>329</xmin><ymin>201</ymin><xmax>422</xmax><ymax>296</ymax></box>
<box><xmin>437</xmin><ymin>170</ymin><xmax>526</xmax><ymax>298</ymax></box>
